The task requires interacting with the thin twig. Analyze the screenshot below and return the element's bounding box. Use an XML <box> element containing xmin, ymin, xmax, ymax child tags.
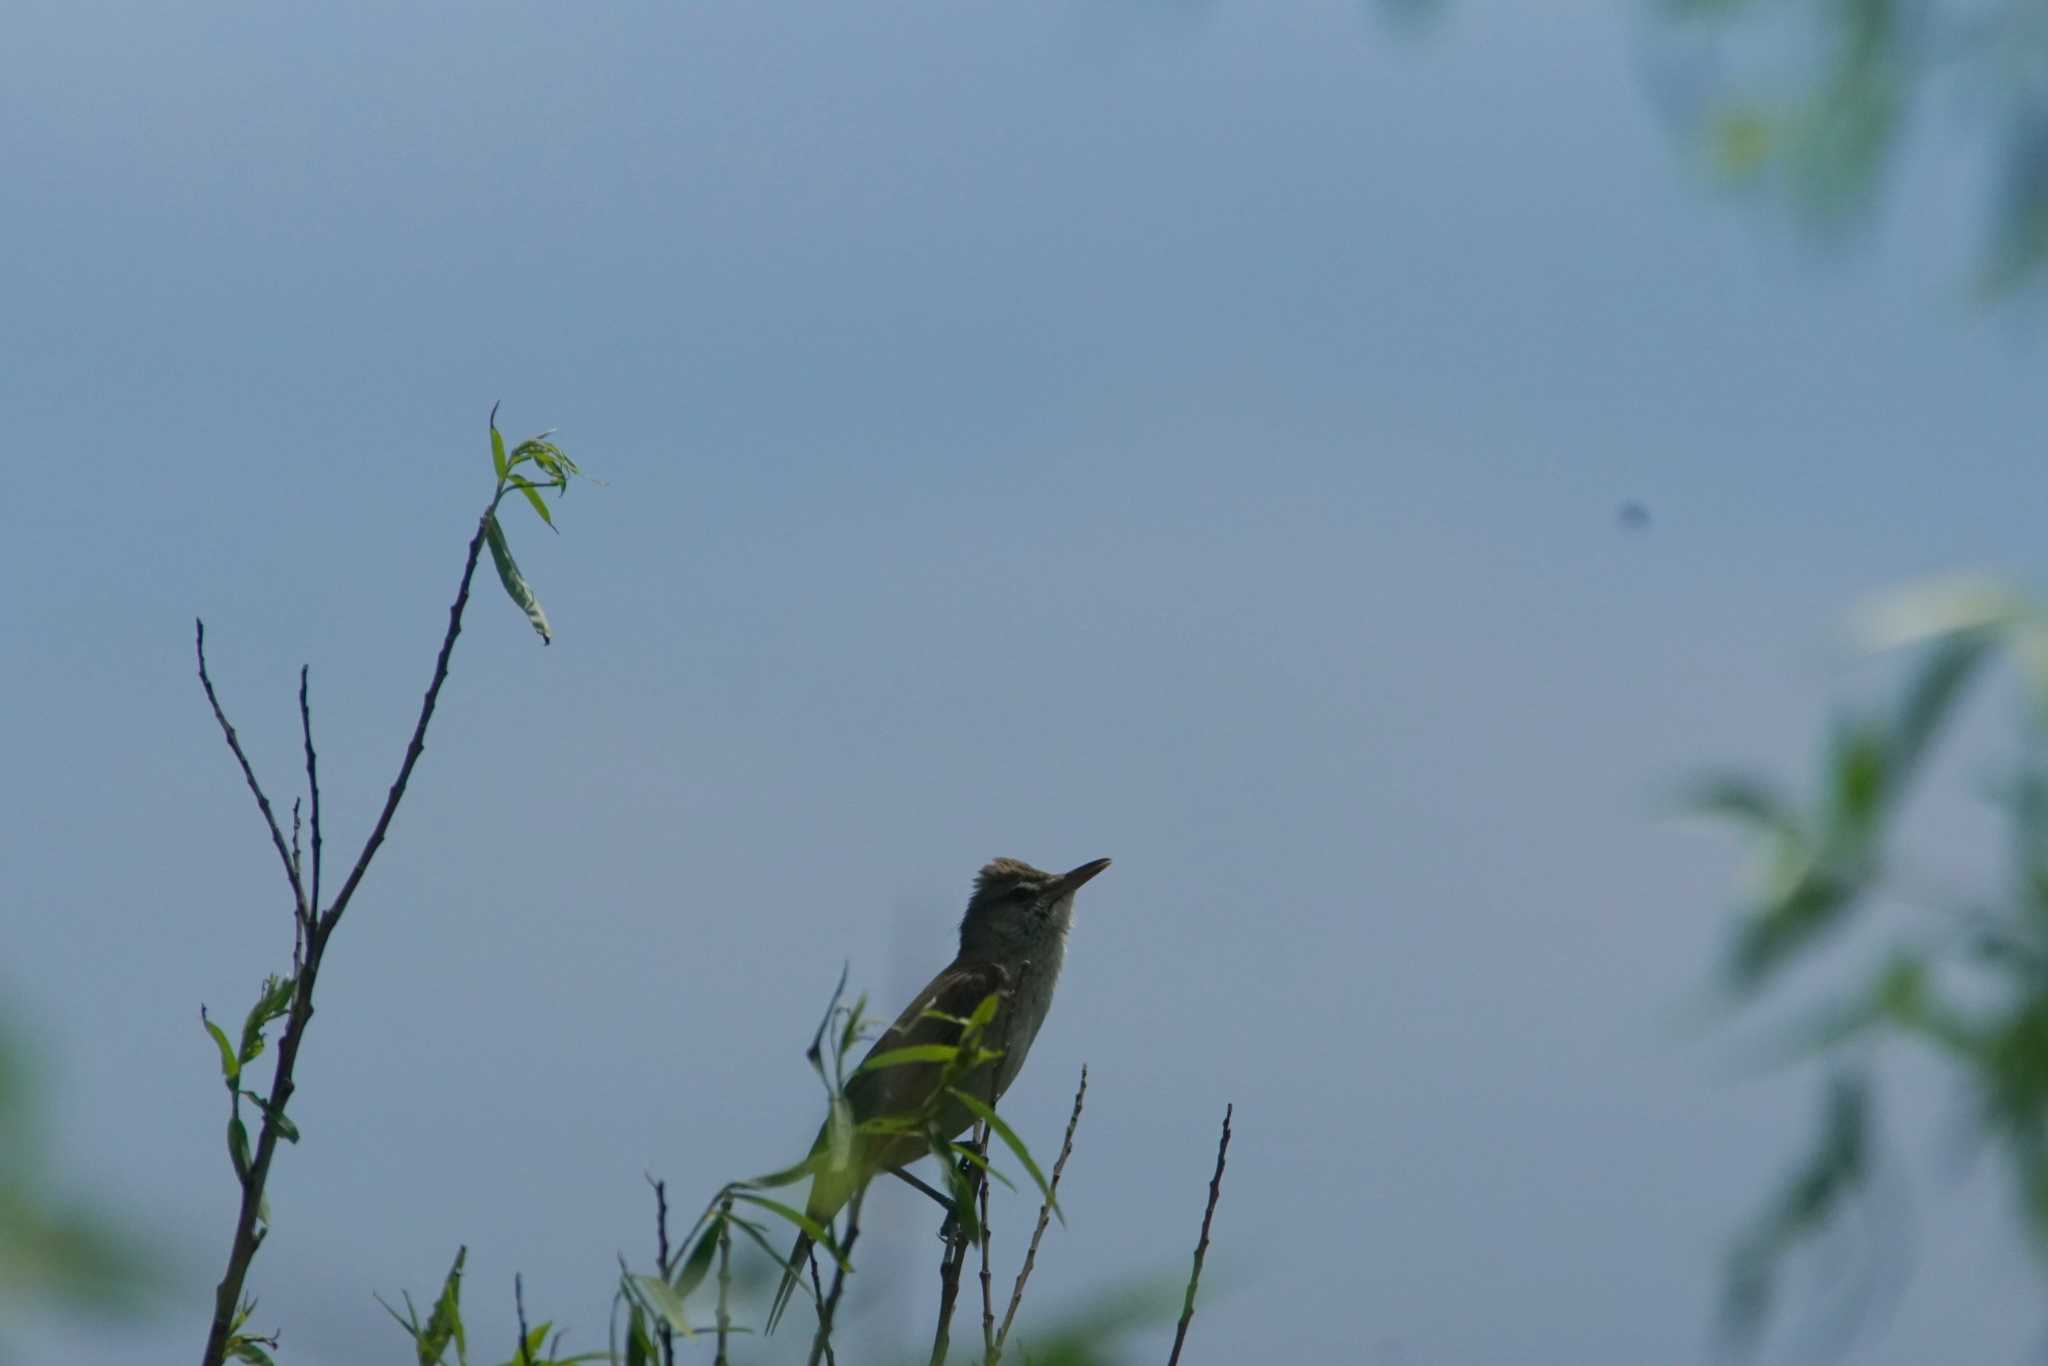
<box><xmin>319</xmin><ymin>511</ymin><xmax>494</xmax><ymax>936</ymax></box>
<box><xmin>995</xmin><ymin>1065</ymin><xmax>1087</xmax><ymax>1357</ymax></box>
<box><xmin>806</xmin><ymin>1190</ymin><xmax>862</xmax><ymax>1366</ymax></box>
<box><xmin>806</xmin><ymin>1255</ymin><xmax>838</xmax><ymax>1366</ymax></box>
<box><xmin>714</xmin><ymin>1196</ymin><xmax>733</xmax><ymax>1366</ymax></box>
<box><xmin>298</xmin><ymin>665</ymin><xmax>323</xmax><ymax>918</ymax></box>
<box><xmin>195</xmin><ymin>620</ymin><xmax>308</xmax><ymax>918</ymax></box>
<box><xmin>1166</xmin><ymin>1103</ymin><xmax>1233</xmax><ymax>1366</ymax></box>
<box><xmin>515</xmin><ymin>1272</ymin><xmax>533</xmax><ymax>1366</ymax></box>
<box><xmin>200</xmin><ymin>510</ymin><xmax>497</xmax><ymax>1366</ymax></box>
<box><xmin>890</xmin><ymin>1165</ymin><xmax>956</xmax><ymax>1210</ymax></box>
<box><xmin>977</xmin><ymin>1138</ymin><xmax>995</xmax><ymax>1364</ymax></box>
<box><xmin>649</xmin><ymin>1175</ymin><xmax>675</xmax><ymax>1366</ymax></box>
<box><xmin>930</xmin><ymin>1127</ymin><xmax>988</xmax><ymax>1366</ymax></box>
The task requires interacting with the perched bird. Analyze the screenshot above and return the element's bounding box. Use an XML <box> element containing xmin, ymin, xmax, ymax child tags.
<box><xmin>765</xmin><ymin>855</ymin><xmax>1112</xmax><ymax>1333</ymax></box>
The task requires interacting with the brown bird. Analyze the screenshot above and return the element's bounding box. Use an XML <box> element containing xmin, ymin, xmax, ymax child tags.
<box><xmin>765</xmin><ymin>855</ymin><xmax>1112</xmax><ymax>1333</ymax></box>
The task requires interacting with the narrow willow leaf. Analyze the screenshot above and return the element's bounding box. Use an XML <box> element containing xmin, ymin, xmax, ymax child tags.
<box><xmin>966</xmin><ymin>992</ymin><xmax>1003</xmax><ymax>1033</ymax></box>
<box><xmin>723</xmin><ymin>1213</ymin><xmax>809</xmax><ymax>1289</ymax></box>
<box><xmin>1890</xmin><ymin>633</ymin><xmax>1992</xmax><ymax>783</ymax></box>
<box><xmin>491</xmin><ymin>423</ymin><xmax>508</xmax><ymax>482</ymax></box>
<box><xmin>854</xmin><ymin>1044</ymin><xmax>960</xmax><ymax>1075</ymax></box>
<box><xmin>422</xmin><ymin>1247</ymin><xmax>466</xmax><ymax>1366</ymax></box>
<box><xmin>826</xmin><ymin>1093</ymin><xmax>853</xmax><ymax>1173</ymax></box>
<box><xmin>203</xmin><ymin>1010</ymin><xmax>239</xmax><ymax>1085</ymax></box>
<box><xmin>485</xmin><ymin>511</ymin><xmax>552</xmax><ymax>645</ymax></box>
<box><xmin>949</xmin><ymin>1091</ymin><xmax>1060</xmax><ymax>1220</ymax></box>
<box><xmin>730</xmin><ymin>1193</ymin><xmax>848</xmax><ymax>1269</ymax></box>
<box><xmin>509</xmin><ymin>474</ymin><xmax>554</xmax><ymax>528</ymax></box>
<box><xmin>672</xmin><ymin>1220</ymin><xmax>720</xmax><ymax>1301</ymax></box>
<box><xmin>1852</xmin><ymin>572</ymin><xmax>2024</xmax><ymax>651</ymax></box>
<box><xmin>1683</xmin><ymin>775</ymin><xmax>1793</xmax><ymax>833</ymax></box>
<box><xmin>241</xmin><ymin>1092</ymin><xmax>300</xmax><ymax>1143</ymax></box>
<box><xmin>228</xmin><ymin>1115</ymin><xmax>252</xmax><ymax>1182</ymax></box>
<box><xmin>742</xmin><ymin>1154</ymin><xmax>819</xmax><ymax>1190</ymax></box>
<box><xmin>633</xmin><ymin>1274</ymin><xmax>694</xmax><ymax>1338</ymax></box>
<box><xmin>622</xmin><ymin>1304</ymin><xmax>652</xmax><ymax>1366</ymax></box>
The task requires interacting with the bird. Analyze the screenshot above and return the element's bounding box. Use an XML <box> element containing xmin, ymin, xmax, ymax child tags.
<box><xmin>764</xmin><ymin>855</ymin><xmax>1112</xmax><ymax>1334</ymax></box>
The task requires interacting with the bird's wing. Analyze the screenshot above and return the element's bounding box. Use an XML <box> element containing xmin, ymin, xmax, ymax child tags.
<box><xmin>842</xmin><ymin>958</ymin><xmax>1011</xmax><ymax>1128</ymax></box>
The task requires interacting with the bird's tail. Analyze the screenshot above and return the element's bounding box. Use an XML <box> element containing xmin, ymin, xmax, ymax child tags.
<box><xmin>764</xmin><ymin>1229</ymin><xmax>813</xmax><ymax>1336</ymax></box>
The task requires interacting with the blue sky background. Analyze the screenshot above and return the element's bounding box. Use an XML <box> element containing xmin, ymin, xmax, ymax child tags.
<box><xmin>7</xmin><ymin>2</ymin><xmax>2045</xmax><ymax>1362</ymax></box>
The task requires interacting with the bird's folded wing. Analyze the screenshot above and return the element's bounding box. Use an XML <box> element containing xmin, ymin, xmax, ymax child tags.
<box><xmin>843</xmin><ymin>960</ymin><xmax>1010</xmax><ymax>1125</ymax></box>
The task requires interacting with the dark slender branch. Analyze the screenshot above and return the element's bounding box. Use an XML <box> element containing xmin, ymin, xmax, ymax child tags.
<box><xmin>200</xmin><ymin>510</ymin><xmax>496</xmax><ymax>1366</ymax></box>
<box><xmin>515</xmin><ymin>1273</ymin><xmax>533</xmax><ymax>1366</ymax></box>
<box><xmin>806</xmin><ymin>1190</ymin><xmax>862</xmax><ymax>1366</ymax></box>
<box><xmin>648</xmin><ymin>1175</ymin><xmax>675</xmax><ymax>1366</ymax></box>
<box><xmin>930</xmin><ymin>1127</ymin><xmax>988</xmax><ymax>1366</ymax></box>
<box><xmin>319</xmin><ymin>510</ymin><xmax>494</xmax><ymax>936</ymax></box>
<box><xmin>290</xmin><ymin>800</ymin><xmax>302</xmax><ymax>887</ymax></box>
<box><xmin>977</xmin><ymin>1140</ymin><xmax>995</xmax><ymax>1364</ymax></box>
<box><xmin>995</xmin><ymin>1064</ymin><xmax>1088</xmax><ymax>1358</ymax></box>
<box><xmin>806</xmin><ymin>1255</ymin><xmax>837</xmax><ymax>1366</ymax></box>
<box><xmin>298</xmin><ymin>666</ymin><xmax>323</xmax><ymax>918</ymax></box>
<box><xmin>714</xmin><ymin>1196</ymin><xmax>733</xmax><ymax>1366</ymax></box>
<box><xmin>890</xmin><ymin>1165</ymin><xmax>955</xmax><ymax>1210</ymax></box>
<box><xmin>195</xmin><ymin>620</ymin><xmax>308</xmax><ymax>918</ymax></box>
<box><xmin>1166</xmin><ymin>1103</ymin><xmax>1233</xmax><ymax>1366</ymax></box>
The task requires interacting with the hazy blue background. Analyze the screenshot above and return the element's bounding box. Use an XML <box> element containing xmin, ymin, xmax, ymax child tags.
<box><xmin>6</xmin><ymin>1</ymin><xmax>2044</xmax><ymax>1362</ymax></box>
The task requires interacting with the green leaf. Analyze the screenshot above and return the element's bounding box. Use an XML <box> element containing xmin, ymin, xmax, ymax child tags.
<box><xmin>826</xmin><ymin>1092</ymin><xmax>853</xmax><ymax>1174</ymax></box>
<box><xmin>632</xmin><ymin>1274</ymin><xmax>693</xmax><ymax>1338</ymax></box>
<box><xmin>1889</xmin><ymin>632</ymin><xmax>1991</xmax><ymax>785</ymax></box>
<box><xmin>742</xmin><ymin>1154</ymin><xmax>820</xmax><ymax>1189</ymax></box>
<box><xmin>947</xmin><ymin>1090</ymin><xmax>1060</xmax><ymax>1221</ymax></box>
<box><xmin>1853</xmin><ymin>572</ymin><xmax>2025</xmax><ymax>651</ymax></box>
<box><xmin>203</xmin><ymin>1009</ymin><xmax>239</xmax><ymax>1085</ymax></box>
<box><xmin>729</xmin><ymin>1193</ymin><xmax>848</xmax><ymax>1270</ymax></box>
<box><xmin>853</xmin><ymin>1044</ymin><xmax>961</xmax><ymax>1075</ymax></box>
<box><xmin>509</xmin><ymin>474</ymin><xmax>554</xmax><ymax>528</ymax></box>
<box><xmin>945</xmin><ymin>1139</ymin><xmax>1016</xmax><ymax>1192</ymax></box>
<box><xmin>422</xmin><ymin>1247</ymin><xmax>467</xmax><ymax>1366</ymax></box>
<box><xmin>228</xmin><ymin>1115</ymin><xmax>252</xmax><ymax>1183</ymax></box>
<box><xmin>966</xmin><ymin>992</ymin><xmax>1002</xmax><ymax>1034</ymax></box>
<box><xmin>491</xmin><ymin>419</ymin><xmax>508</xmax><ymax>482</ymax></box>
<box><xmin>239</xmin><ymin>974</ymin><xmax>295</xmax><ymax>1066</ymax></box>
<box><xmin>1683</xmin><ymin>775</ymin><xmax>1793</xmax><ymax>833</ymax></box>
<box><xmin>622</xmin><ymin>1304</ymin><xmax>652</xmax><ymax>1366</ymax></box>
<box><xmin>671</xmin><ymin>1219</ymin><xmax>720</xmax><ymax>1301</ymax></box>
<box><xmin>723</xmin><ymin>1211</ymin><xmax>807</xmax><ymax>1283</ymax></box>
<box><xmin>229</xmin><ymin>1344</ymin><xmax>277</xmax><ymax>1366</ymax></box>
<box><xmin>241</xmin><ymin>1091</ymin><xmax>300</xmax><ymax>1143</ymax></box>
<box><xmin>485</xmin><ymin>511</ymin><xmax>552</xmax><ymax>645</ymax></box>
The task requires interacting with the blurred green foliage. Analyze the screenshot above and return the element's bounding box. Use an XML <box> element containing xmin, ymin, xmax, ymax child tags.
<box><xmin>0</xmin><ymin>1012</ymin><xmax>151</xmax><ymax>1341</ymax></box>
<box><xmin>1659</xmin><ymin>0</ymin><xmax>2048</xmax><ymax>291</ymax></box>
<box><xmin>1694</xmin><ymin>574</ymin><xmax>2048</xmax><ymax>1346</ymax></box>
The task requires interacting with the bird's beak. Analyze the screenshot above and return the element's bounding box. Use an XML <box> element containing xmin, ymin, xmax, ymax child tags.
<box><xmin>1054</xmin><ymin>857</ymin><xmax>1112</xmax><ymax>894</ymax></box>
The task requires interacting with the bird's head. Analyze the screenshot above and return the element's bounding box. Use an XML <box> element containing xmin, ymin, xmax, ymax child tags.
<box><xmin>958</xmin><ymin>856</ymin><xmax>1111</xmax><ymax>960</ymax></box>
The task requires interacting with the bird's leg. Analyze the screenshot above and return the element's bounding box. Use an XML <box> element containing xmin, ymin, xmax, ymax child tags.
<box><xmin>888</xmin><ymin>1166</ymin><xmax>954</xmax><ymax>1214</ymax></box>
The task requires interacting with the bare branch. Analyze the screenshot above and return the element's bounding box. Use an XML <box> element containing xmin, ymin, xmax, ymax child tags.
<box><xmin>298</xmin><ymin>666</ymin><xmax>323</xmax><ymax>919</ymax></box>
<box><xmin>714</xmin><ymin>1196</ymin><xmax>733</xmax><ymax>1366</ymax></box>
<box><xmin>805</xmin><ymin>1255</ymin><xmax>837</xmax><ymax>1366</ymax></box>
<box><xmin>1166</xmin><ymin>1103</ymin><xmax>1233</xmax><ymax>1366</ymax></box>
<box><xmin>996</xmin><ymin>1064</ymin><xmax>1088</xmax><ymax>1358</ymax></box>
<box><xmin>977</xmin><ymin>1145</ymin><xmax>995</xmax><ymax>1363</ymax></box>
<box><xmin>515</xmin><ymin>1272</ymin><xmax>533</xmax><ymax>1366</ymax></box>
<box><xmin>320</xmin><ymin>510</ymin><xmax>493</xmax><ymax>934</ymax></box>
<box><xmin>646</xmin><ymin>1174</ymin><xmax>675</xmax><ymax>1366</ymax></box>
<box><xmin>195</xmin><ymin>619</ymin><xmax>307</xmax><ymax>917</ymax></box>
<box><xmin>806</xmin><ymin>1190</ymin><xmax>862</xmax><ymax>1366</ymax></box>
<box><xmin>930</xmin><ymin>1125</ymin><xmax>989</xmax><ymax>1366</ymax></box>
